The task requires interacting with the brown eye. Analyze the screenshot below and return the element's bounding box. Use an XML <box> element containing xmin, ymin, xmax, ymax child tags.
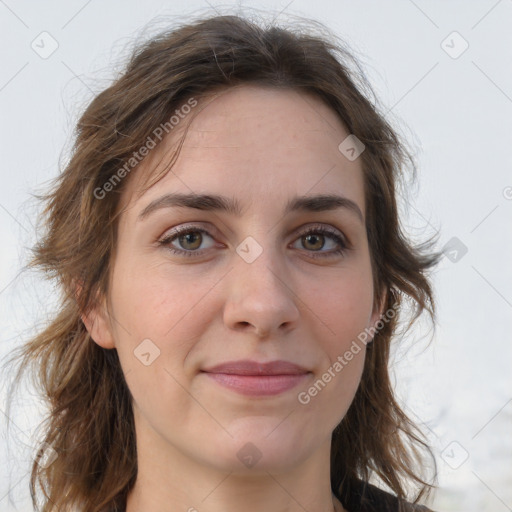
<box><xmin>177</xmin><ymin>232</ymin><xmax>203</xmax><ymax>251</ymax></box>
<box><xmin>302</xmin><ymin>233</ymin><xmax>326</xmax><ymax>251</ymax></box>
<box><xmin>159</xmin><ymin>227</ymin><xmax>216</xmax><ymax>257</ymax></box>
<box><xmin>292</xmin><ymin>226</ymin><xmax>348</xmax><ymax>259</ymax></box>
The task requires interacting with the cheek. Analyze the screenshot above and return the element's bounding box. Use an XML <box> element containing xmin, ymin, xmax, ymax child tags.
<box><xmin>301</xmin><ymin>265</ymin><xmax>373</xmax><ymax>405</ymax></box>
<box><xmin>110</xmin><ymin>261</ymin><xmax>211</xmax><ymax>428</ymax></box>
<box><xmin>297</xmin><ymin>272</ymin><xmax>372</xmax><ymax>421</ymax></box>
<box><xmin>111</xmin><ymin>256</ymin><xmax>215</xmax><ymax>339</ymax></box>
<box><xmin>108</xmin><ymin>256</ymin><xmax>219</xmax><ymax>388</ymax></box>
<box><xmin>307</xmin><ymin>266</ymin><xmax>375</xmax><ymax>347</ymax></box>
<box><xmin>297</xmin><ymin>349</ymin><xmax>365</xmax><ymax>440</ymax></box>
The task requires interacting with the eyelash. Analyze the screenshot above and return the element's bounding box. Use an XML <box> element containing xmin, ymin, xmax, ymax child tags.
<box><xmin>157</xmin><ymin>224</ymin><xmax>349</xmax><ymax>260</ymax></box>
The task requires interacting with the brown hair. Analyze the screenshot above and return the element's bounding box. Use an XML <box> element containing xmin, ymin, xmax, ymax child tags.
<box><xmin>3</xmin><ymin>12</ymin><xmax>439</xmax><ymax>512</ymax></box>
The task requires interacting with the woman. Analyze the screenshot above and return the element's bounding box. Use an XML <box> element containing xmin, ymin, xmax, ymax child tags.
<box><xmin>6</xmin><ymin>13</ymin><xmax>439</xmax><ymax>512</ymax></box>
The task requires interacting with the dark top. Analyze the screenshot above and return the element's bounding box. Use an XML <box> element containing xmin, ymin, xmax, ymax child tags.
<box><xmin>341</xmin><ymin>481</ymin><xmax>433</xmax><ymax>512</ymax></box>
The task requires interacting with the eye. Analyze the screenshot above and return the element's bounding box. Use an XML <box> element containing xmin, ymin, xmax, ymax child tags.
<box><xmin>157</xmin><ymin>223</ymin><xmax>348</xmax><ymax>259</ymax></box>
<box><xmin>291</xmin><ymin>225</ymin><xmax>348</xmax><ymax>259</ymax></box>
<box><xmin>158</xmin><ymin>225</ymin><xmax>217</xmax><ymax>257</ymax></box>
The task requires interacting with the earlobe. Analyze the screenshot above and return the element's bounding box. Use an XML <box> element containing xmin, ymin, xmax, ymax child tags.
<box><xmin>368</xmin><ymin>288</ymin><xmax>389</xmax><ymax>342</ymax></box>
<box><xmin>81</xmin><ymin>305</ymin><xmax>116</xmax><ymax>349</ymax></box>
<box><xmin>370</xmin><ymin>295</ymin><xmax>386</xmax><ymax>326</ymax></box>
<box><xmin>74</xmin><ymin>280</ymin><xmax>115</xmax><ymax>349</ymax></box>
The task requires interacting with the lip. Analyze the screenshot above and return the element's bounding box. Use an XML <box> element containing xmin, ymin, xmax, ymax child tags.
<box><xmin>201</xmin><ymin>359</ymin><xmax>311</xmax><ymax>396</ymax></box>
<box><xmin>202</xmin><ymin>359</ymin><xmax>310</xmax><ymax>375</ymax></box>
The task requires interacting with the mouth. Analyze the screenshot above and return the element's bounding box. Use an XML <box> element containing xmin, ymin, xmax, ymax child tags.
<box><xmin>200</xmin><ymin>359</ymin><xmax>311</xmax><ymax>397</ymax></box>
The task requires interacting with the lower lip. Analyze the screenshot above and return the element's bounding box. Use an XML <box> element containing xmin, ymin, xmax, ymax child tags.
<box><xmin>202</xmin><ymin>372</ymin><xmax>310</xmax><ymax>396</ymax></box>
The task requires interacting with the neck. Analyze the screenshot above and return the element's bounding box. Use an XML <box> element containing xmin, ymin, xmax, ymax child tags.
<box><xmin>126</xmin><ymin>416</ymin><xmax>345</xmax><ymax>512</ymax></box>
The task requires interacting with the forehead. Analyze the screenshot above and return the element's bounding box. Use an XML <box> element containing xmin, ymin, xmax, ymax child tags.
<box><xmin>120</xmin><ymin>85</ymin><xmax>365</xmax><ymax>217</ymax></box>
<box><xmin>183</xmin><ymin>86</ymin><xmax>345</xmax><ymax>148</ymax></box>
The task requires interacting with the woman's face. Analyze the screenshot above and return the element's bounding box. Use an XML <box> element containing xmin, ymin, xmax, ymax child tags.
<box><xmin>91</xmin><ymin>85</ymin><xmax>382</xmax><ymax>474</ymax></box>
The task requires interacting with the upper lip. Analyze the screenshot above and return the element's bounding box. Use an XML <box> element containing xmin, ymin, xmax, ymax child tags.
<box><xmin>201</xmin><ymin>360</ymin><xmax>310</xmax><ymax>376</ymax></box>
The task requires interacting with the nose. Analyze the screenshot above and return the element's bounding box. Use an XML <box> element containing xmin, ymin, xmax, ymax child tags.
<box><xmin>222</xmin><ymin>244</ymin><xmax>300</xmax><ymax>338</ymax></box>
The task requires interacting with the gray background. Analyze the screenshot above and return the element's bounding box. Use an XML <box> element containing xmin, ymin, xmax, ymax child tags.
<box><xmin>1</xmin><ymin>1</ymin><xmax>511</xmax><ymax>511</ymax></box>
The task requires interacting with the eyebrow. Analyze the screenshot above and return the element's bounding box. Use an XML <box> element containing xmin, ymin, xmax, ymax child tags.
<box><xmin>137</xmin><ymin>192</ymin><xmax>364</xmax><ymax>223</ymax></box>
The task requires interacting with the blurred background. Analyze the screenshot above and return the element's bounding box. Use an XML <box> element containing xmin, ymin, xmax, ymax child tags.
<box><xmin>1</xmin><ymin>1</ymin><xmax>511</xmax><ymax>510</ymax></box>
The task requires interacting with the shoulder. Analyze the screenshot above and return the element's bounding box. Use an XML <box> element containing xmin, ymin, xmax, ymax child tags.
<box><xmin>340</xmin><ymin>480</ymin><xmax>435</xmax><ymax>512</ymax></box>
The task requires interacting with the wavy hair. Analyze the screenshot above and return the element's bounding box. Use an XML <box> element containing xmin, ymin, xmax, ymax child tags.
<box><xmin>3</xmin><ymin>12</ymin><xmax>439</xmax><ymax>512</ymax></box>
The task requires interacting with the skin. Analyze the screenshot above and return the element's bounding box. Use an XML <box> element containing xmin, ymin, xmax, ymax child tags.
<box><xmin>83</xmin><ymin>85</ymin><xmax>384</xmax><ymax>512</ymax></box>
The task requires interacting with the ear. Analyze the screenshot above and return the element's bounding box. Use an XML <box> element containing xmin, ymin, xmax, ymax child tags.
<box><xmin>75</xmin><ymin>280</ymin><xmax>116</xmax><ymax>349</ymax></box>
<box><xmin>367</xmin><ymin>287</ymin><xmax>389</xmax><ymax>341</ymax></box>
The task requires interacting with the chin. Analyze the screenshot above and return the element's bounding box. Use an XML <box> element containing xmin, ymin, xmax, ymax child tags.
<box><xmin>206</xmin><ymin>417</ymin><xmax>316</xmax><ymax>473</ymax></box>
